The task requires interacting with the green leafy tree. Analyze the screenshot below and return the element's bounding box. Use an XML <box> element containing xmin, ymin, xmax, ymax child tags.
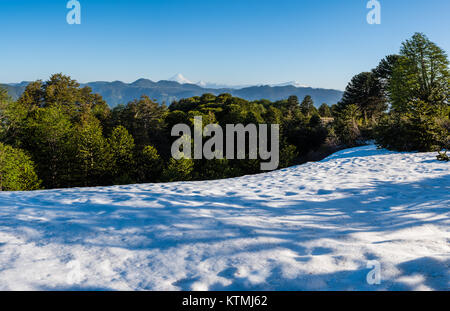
<box><xmin>25</xmin><ymin>106</ymin><xmax>74</xmax><ymax>188</ymax></box>
<box><xmin>71</xmin><ymin>115</ymin><xmax>110</xmax><ymax>186</ymax></box>
<box><xmin>0</xmin><ymin>142</ymin><xmax>41</xmax><ymax>191</ymax></box>
<box><xmin>390</xmin><ymin>33</ymin><xmax>449</xmax><ymax>114</ymax></box>
<box><xmin>0</xmin><ymin>88</ymin><xmax>32</xmax><ymax>144</ymax></box>
<box><xmin>376</xmin><ymin>33</ymin><xmax>449</xmax><ymax>152</ymax></box>
<box><xmin>108</xmin><ymin>126</ymin><xmax>136</xmax><ymax>184</ymax></box>
<box><xmin>112</xmin><ymin>95</ymin><xmax>167</xmax><ymax>150</ymax></box>
<box><xmin>17</xmin><ymin>74</ymin><xmax>109</xmax><ymax>121</ymax></box>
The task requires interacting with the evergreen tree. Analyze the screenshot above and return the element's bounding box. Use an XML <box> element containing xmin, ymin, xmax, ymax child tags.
<box><xmin>318</xmin><ymin>103</ymin><xmax>332</xmax><ymax>118</ymax></box>
<box><xmin>287</xmin><ymin>95</ymin><xmax>300</xmax><ymax>111</ymax></box>
<box><xmin>279</xmin><ymin>143</ymin><xmax>298</xmax><ymax>168</ymax></box>
<box><xmin>161</xmin><ymin>158</ymin><xmax>194</xmax><ymax>182</ymax></box>
<box><xmin>340</xmin><ymin>72</ymin><xmax>387</xmax><ymax>125</ymax></box>
<box><xmin>376</xmin><ymin>33</ymin><xmax>449</xmax><ymax>152</ymax></box>
<box><xmin>372</xmin><ymin>54</ymin><xmax>400</xmax><ymax>99</ymax></box>
<box><xmin>376</xmin><ymin>102</ymin><xmax>446</xmax><ymax>152</ymax></box>
<box><xmin>437</xmin><ymin>150</ymin><xmax>449</xmax><ymax>162</ymax></box>
<box><xmin>0</xmin><ymin>87</ymin><xmax>10</xmax><ymax>139</ymax></box>
<box><xmin>137</xmin><ymin>145</ymin><xmax>163</xmax><ymax>182</ymax></box>
<box><xmin>0</xmin><ymin>87</ymin><xmax>8</xmax><ymax>102</ymax></box>
<box><xmin>389</xmin><ymin>33</ymin><xmax>449</xmax><ymax>114</ymax></box>
<box><xmin>334</xmin><ymin>104</ymin><xmax>362</xmax><ymax>147</ymax></box>
<box><xmin>300</xmin><ymin>95</ymin><xmax>317</xmax><ymax>117</ymax></box>
<box><xmin>197</xmin><ymin>158</ymin><xmax>235</xmax><ymax>180</ymax></box>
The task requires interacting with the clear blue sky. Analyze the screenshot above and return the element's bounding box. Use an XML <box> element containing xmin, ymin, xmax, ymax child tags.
<box><xmin>1</xmin><ymin>0</ymin><xmax>449</xmax><ymax>90</ymax></box>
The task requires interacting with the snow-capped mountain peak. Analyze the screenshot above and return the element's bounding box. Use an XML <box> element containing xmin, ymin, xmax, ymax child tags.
<box><xmin>167</xmin><ymin>75</ymin><xmax>309</xmax><ymax>89</ymax></box>
<box><xmin>272</xmin><ymin>81</ymin><xmax>309</xmax><ymax>88</ymax></box>
<box><xmin>197</xmin><ymin>80</ymin><xmax>208</xmax><ymax>87</ymax></box>
<box><xmin>169</xmin><ymin>73</ymin><xmax>194</xmax><ymax>85</ymax></box>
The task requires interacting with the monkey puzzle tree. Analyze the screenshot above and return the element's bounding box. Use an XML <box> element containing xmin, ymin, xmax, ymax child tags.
<box><xmin>340</xmin><ymin>72</ymin><xmax>387</xmax><ymax>125</ymax></box>
<box><xmin>376</xmin><ymin>33</ymin><xmax>450</xmax><ymax>152</ymax></box>
<box><xmin>389</xmin><ymin>33</ymin><xmax>449</xmax><ymax>115</ymax></box>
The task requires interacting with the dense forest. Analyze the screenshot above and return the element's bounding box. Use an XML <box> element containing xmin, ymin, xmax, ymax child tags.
<box><xmin>0</xmin><ymin>33</ymin><xmax>448</xmax><ymax>191</ymax></box>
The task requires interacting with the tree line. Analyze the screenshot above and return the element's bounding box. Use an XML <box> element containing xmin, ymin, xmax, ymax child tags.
<box><xmin>0</xmin><ymin>33</ymin><xmax>448</xmax><ymax>191</ymax></box>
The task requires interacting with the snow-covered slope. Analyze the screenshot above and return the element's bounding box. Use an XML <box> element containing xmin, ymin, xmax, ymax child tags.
<box><xmin>0</xmin><ymin>145</ymin><xmax>448</xmax><ymax>291</ymax></box>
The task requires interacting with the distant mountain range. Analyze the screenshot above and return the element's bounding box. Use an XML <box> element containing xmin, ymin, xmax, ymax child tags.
<box><xmin>1</xmin><ymin>75</ymin><xmax>343</xmax><ymax>108</ymax></box>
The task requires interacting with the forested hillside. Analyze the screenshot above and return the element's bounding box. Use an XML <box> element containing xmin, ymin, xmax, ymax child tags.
<box><xmin>3</xmin><ymin>79</ymin><xmax>344</xmax><ymax>108</ymax></box>
<box><xmin>0</xmin><ymin>33</ymin><xmax>448</xmax><ymax>191</ymax></box>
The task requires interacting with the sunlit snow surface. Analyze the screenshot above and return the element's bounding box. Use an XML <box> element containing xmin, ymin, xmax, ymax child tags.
<box><xmin>0</xmin><ymin>145</ymin><xmax>448</xmax><ymax>290</ymax></box>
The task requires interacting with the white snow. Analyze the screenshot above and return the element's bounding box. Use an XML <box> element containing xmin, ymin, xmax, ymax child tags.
<box><xmin>0</xmin><ymin>145</ymin><xmax>448</xmax><ymax>291</ymax></box>
<box><xmin>271</xmin><ymin>81</ymin><xmax>309</xmax><ymax>88</ymax></box>
<box><xmin>169</xmin><ymin>73</ymin><xmax>194</xmax><ymax>85</ymax></box>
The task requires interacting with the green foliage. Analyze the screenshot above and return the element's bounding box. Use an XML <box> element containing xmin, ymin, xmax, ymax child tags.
<box><xmin>110</xmin><ymin>95</ymin><xmax>166</xmax><ymax>150</ymax></box>
<box><xmin>4</xmin><ymin>78</ymin><xmax>330</xmax><ymax>189</ymax></box>
<box><xmin>137</xmin><ymin>145</ymin><xmax>163</xmax><ymax>182</ymax></box>
<box><xmin>334</xmin><ymin>104</ymin><xmax>362</xmax><ymax>147</ymax></box>
<box><xmin>71</xmin><ymin>115</ymin><xmax>110</xmax><ymax>187</ymax></box>
<box><xmin>0</xmin><ymin>142</ymin><xmax>41</xmax><ymax>191</ymax></box>
<box><xmin>108</xmin><ymin>126</ymin><xmax>135</xmax><ymax>184</ymax></box>
<box><xmin>161</xmin><ymin>158</ymin><xmax>194</xmax><ymax>182</ymax></box>
<box><xmin>25</xmin><ymin>106</ymin><xmax>75</xmax><ymax>188</ymax></box>
<box><xmin>340</xmin><ymin>72</ymin><xmax>387</xmax><ymax>125</ymax></box>
<box><xmin>375</xmin><ymin>33</ymin><xmax>449</xmax><ymax>152</ymax></box>
<box><xmin>389</xmin><ymin>33</ymin><xmax>449</xmax><ymax>114</ymax></box>
<box><xmin>196</xmin><ymin>158</ymin><xmax>237</xmax><ymax>180</ymax></box>
<box><xmin>0</xmin><ymin>87</ymin><xmax>8</xmax><ymax>102</ymax></box>
<box><xmin>0</xmin><ymin>87</ymin><xmax>10</xmax><ymax>139</ymax></box>
<box><xmin>318</xmin><ymin>104</ymin><xmax>332</xmax><ymax>118</ymax></box>
<box><xmin>279</xmin><ymin>143</ymin><xmax>298</xmax><ymax>168</ymax></box>
<box><xmin>18</xmin><ymin>74</ymin><xmax>109</xmax><ymax>119</ymax></box>
<box><xmin>437</xmin><ymin>150</ymin><xmax>449</xmax><ymax>162</ymax></box>
<box><xmin>300</xmin><ymin>95</ymin><xmax>317</xmax><ymax>117</ymax></box>
<box><xmin>375</xmin><ymin>103</ymin><xmax>445</xmax><ymax>152</ymax></box>
<box><xmin>372</xmin><ymin>54</ymin><xmax>400</xmax><ymax>99</ymax></box>
<box><xmin>9</xmin><ymin>31</ymin><xmax>450</xmax><ymax>191</ymax></box>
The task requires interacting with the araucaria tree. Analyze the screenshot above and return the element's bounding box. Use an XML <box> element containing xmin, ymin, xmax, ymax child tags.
<box><xmin>332</xmin><ymin>71</ymin><xmax>386</xmax><ymax>146</ymax></box>
<box><xmin>340</xmin><ymin>72</ymin><xmax>387</xmax><ymax>125</ymax></box>
<box><xmin>376</xmin><ymin>33</ymin><xmax>450</xmax><ymax>151</ymax></box>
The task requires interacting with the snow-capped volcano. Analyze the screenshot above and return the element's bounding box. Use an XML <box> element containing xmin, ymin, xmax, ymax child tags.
<box><xmin>168</xmin><ymin>73</ymin><xmax>194</xmax><ymax>85</ymax></box>
<box><xmin>271</xmin><ymin>81</ymin><xmax>310</xmax><ymax>88</ymax></box>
